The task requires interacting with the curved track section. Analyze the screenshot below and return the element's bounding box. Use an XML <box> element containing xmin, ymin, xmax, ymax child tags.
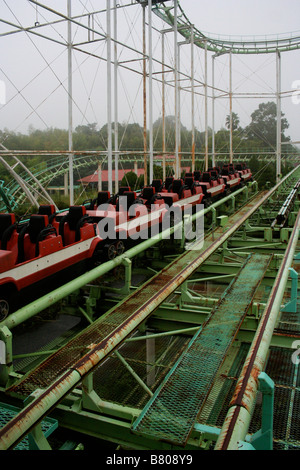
<box><xmin>0</xmin><ymin>153</ymin><xmax>102</xmax><ymax>212</ymax></box>
<box><xmin>154</xmin><ymin>2</ymin><xmax>300</xmax><ymax>54</ymax></box>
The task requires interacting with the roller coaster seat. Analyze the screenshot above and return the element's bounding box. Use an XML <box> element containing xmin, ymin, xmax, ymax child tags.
<box><xmin>59</xmin><ymin>206</ymin><xmax>95</xmax><ymax>246</ymax></box>
<box><xmin>201</xmin><ymin>172</ymin><xmax>211</xmax><ymax>183</ymax></box>
<box><xmin>151</xmin><ymin>179</ymin><xmax>163</xmax><ymax>192</ymax></box>
<box><xmin>165</xmin><ymin>177</ymin><xmax>174</xmax><ymax>192</ymax></box>
<box><xmin>184</xmin><ymin>176</ymin><xmax>196</xmax><ymax>193</ymax></box>
<box><xmin>141</xmin><ymin>186</ymin><xmax>155</xmax><ymax>205</ymax></box>
<box><xmin>119</xmin><ymin>186</ymin><xmax>131</xmax><ymax>195</ymax></box>
<box><xmin>18</xmin><ymin>214</ymin><xmax>59</xmax><ymax>262</ymax></box>
<box><xmin>0</xmin><ymin>213</ymin><xmax>17</xmax><ymax>251</ymax></box>
<box><xmin>95</xmin><ymin>191</ymin><xmax>111</xmax><ymax>208</ymax></box>
<box><xmin>172</xmin><ymin>179</ymin><xmax>191</xmax><ymax>199</ymax></box>
<box><xmin>193</xmin><ymin>171</ymin><xmax>201</xmax><ymax>181</ymax></box>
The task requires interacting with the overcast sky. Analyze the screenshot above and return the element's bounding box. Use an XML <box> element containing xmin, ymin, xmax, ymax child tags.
<box><xmin>0</xmin><ymin>0</ymin><xmax>299</xmax><ymax>146</ymax></box>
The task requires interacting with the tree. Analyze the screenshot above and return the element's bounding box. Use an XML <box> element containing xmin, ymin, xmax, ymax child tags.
<box><xmin>121</xmin><ymin>171</ymin><xmax>138</xmax><ymax>189</ymax></box>
<box><xmin>225</xmin><ymin>112</ymin><xmax>240</xmax><ymax>131</ymax></box>
<box><xmin>246</xmin><ymin>101</ymin><xmax>289</xmax><ymax>147</ymax></box>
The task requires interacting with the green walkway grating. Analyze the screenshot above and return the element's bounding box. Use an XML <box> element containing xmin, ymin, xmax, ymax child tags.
<box><xmin>0</xmin><ymin>402</ymin><xmax>57</xmax><ymax>450</ymax></box>
<box><xmin>132</xmin><ymin>253</ymin><xmax>272</xmax><ymax>446</ymax></box>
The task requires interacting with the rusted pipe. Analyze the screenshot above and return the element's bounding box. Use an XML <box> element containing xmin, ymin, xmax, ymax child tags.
<box><xmin>215</xmin><ymin>209</ymin><xmax>300</xmax><ymax>450</ymax></box>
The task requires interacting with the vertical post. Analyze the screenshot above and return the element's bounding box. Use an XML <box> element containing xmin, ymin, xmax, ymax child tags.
<box><xmin>191</xmin><ymin>26</ymin><xmax>195</xmax><ymax>173</ymax></box>
<box><xmin>162</xmin><ymin>32</ymin><xmax>166</xmax><ymax>181</ymax></box>
<box><xmin>204</xmin><ymin>40</ymin><xmax>208</xmax><ymax>171</ymax></box>
<box><xmin>178</xmin><ymin>43</ymin><xmax>182</xmax><ymax>176</ymax></box>
<box><xmin>276</xmin><ymin>50</ymin><xmax>281</xmax><ymax>183</ymax></box>
<box><xmin>114</xmin><ymin>0</ymin><xmax>119</xmax><ymax>194</ymax></box>
<box><xmin>146</xmin><ymin>335</ymin><xmax>156</xmax><ymax>388</ymax></box>
<box><xmin>148</xmin><ymin>0</ymin><xmax>154</xmax><ymax>183</ymax></box>
<box><xmin>64</xmin><ymin>172</ymin><xmax>68</xmax><ymax>196</ymax></box>
<box><xmin>67</xmin><ymin>0</ymin><xmax>74</xmax><ymax>206</ymax></box>
<box><xmin>142</xmin><ymin>5</ymin><xmax>148</xmax><ymax>187</ymax></box>
<box><xmin>174</xmin><ymin>0</ymin><xmax>180</xmax><ymax>178</ymax></box>
<box><xmin>107</xmin><ymin>0</ymin><xmax>113</xmax><ymax>195</ymax></box>
<box><xmin>98</xmin><ymin>162</ymin><xmax>102</xmax><ymax>192</ymax></box>
<box><xmin>212</xmin><ymin>55</ymin><xmax>215</xmax><ymax>168</ymax></box>
<box><xmin>229</xmin><ymin>50</ymin><xmax>233</xmax><ymax>164</ymax></box>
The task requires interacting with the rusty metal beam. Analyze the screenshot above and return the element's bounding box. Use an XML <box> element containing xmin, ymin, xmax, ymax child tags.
<box><xmin>215</xmin><ymin>209</ymin><xmax>300</xmax><ymax>450</ymax></box>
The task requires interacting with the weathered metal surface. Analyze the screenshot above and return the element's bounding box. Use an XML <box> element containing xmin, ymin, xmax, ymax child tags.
<box><xmin>215</xmin><ymin>209</ymin><xmax>300</xmax><ymax>450</ymax></box>
<box><xmin>8</xmin><ymin>194</ymin><xmax>265</xmax><ymax>398</ymax></box>
<box><xmin>131</xmin><ymin>253</ymin><xmax>272</xmax><ymax>446</ymax></box>
<box><xmin>0</xmin><ymin>193</ymin><xmax>271</xmax><ymax>450</ymax></box>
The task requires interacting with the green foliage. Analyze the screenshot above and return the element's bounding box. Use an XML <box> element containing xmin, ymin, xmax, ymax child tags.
<box><xmin>121</xmin><ymin>171</ymin><xmax>138</xmax><ymax>189</ymax></box>
<box><xmin>0</xmin><ymin>102</ymin><xmax>298</xmax><ymax>201</ymax></box>
<box><xmin>245</xmin><ymin>102</ymin><xmax>289</xmax><ymax>147</ymax></box>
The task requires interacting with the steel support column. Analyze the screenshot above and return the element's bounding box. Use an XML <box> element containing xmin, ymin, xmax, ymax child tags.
<box><xmin>114</xmin><ymin>0</ymin><xmax>119</xmax><ymax>193</ymax></box>
<box><xmin>276</xmin><ymin>50</ymin><xmax>282</xmax><ymax>183</ymax></box>
<box><xmin>107</xmin><ymin>0</ymin><xmax>113</xmax><ymax>195</ymax></box>
<box><xmin>67</xmin><ymin>0</ymin><xmax>74</xmax><ymax>206</ymax></box>
<box><xmin>148</xmin><ymin>0</ymin><xmax>154</xmax><ymax>183</ymax></box>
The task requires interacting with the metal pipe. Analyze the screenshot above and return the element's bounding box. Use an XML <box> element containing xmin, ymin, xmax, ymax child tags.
<box><xmin>212</xmin><ymin>55</ymin><xmax>215</xmax><ymax>168</ymax></box>
<box><xmin>204</xmin><ymin>41</ymin><xmax>208</xmax><ymax>170</ymax></box>
<box><xmin>114</xmin><ymin>0</ymin><xmax>119</xmax><ymax>194</ymax></box>
<box><xmin>229</xmin><ymin>50</ymin><xmax>233</xmax><ymax>164</ymax></box>
<box><xmin>162</xmin><ymin>32</ymin><xmax>166</xmax><ymax>180</ymax></box>
<box><xmin>174</xmin><ymin>0</ymin><xmax>180</xmax><ymax>178</ymax></box>
<box><xmin>142</xmin><ymin>5</ymin><xmax>148</xmax><ymax>187</ymax></box>
<box><xmin>191</xmin><ymin>26</ymin><xmax>195</xmax><ymax>173</ymax></box>
<box><xmin>276</xmin><ymin>50</ymin><xmax>282</xmax><ymax>183</ymax></box>
<box><xmin>107</xmin><ymin>0</ymin><xmax>113</xmax><ymax>195</ymax></box>
<box><xmin>114</xmin><ymin>350</ymin><xmax>153</xmax><ymax>397</ymax></box>
<box><xmin>68</xmin><ymin>0</ymin><xmax>74</xmax><ymax>206</ymax></box>
<box><xmin>148</xmin><ymin>0</ymin><xmax>154</xmax><ymax>184</ymax></box>
<box><xmin>215</xmin><ymin>208</ymin><xmax>300</xmax><ymax>450</ymax></box>
<box><xmin>125</xmin><ymin>326</ymin><xmax>201</xmax><ymax>342</ymax></box>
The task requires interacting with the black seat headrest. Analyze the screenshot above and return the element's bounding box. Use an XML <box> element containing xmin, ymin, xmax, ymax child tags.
<box><xmin>0</xmin><ymin>213</ymin><xmax>16</xmax><ymax>240</ymax></box>
<box><xmin>142</xmin><ymin>186</ymin><xmax>155</xmax><ymax>202</ymax></box>
<box><xmin>97</xmin><ymin>191</ymin><xmax>111</xmax><ymax>206</ymax></box>
<box><xmin>38</xmin><ymin>205</ymin><xmax>56</xmax><ymax>216</ymax></box>
<box><xmin>202</xmin><ymin>172</ymin><xmax>211</xmax><ymax>182</ymax></box>
<box><xmin>119</xmin><ymin>186</ymin><xmax>131</xmax><ymax>195</ymax></box>
<box><xmin>68</xmin><ymin>206</ymin><xmax>87</xmax><ymax>231</ymax></box>
<box><xmin>172</xmin><ymin>179</ymin><xmax>184</xmax><ymax>194</ymax></box>
<box><xmin>193</xmin><ymin>171</ymin><xmax>201</xmax><ymax>181</ymax></box>
<box><xmin>28</xmin><ymin>214</ymin><xmax>49</xmax><ymax>243</ymax></box>
<box><xmin>123</xmin><ymin>191</ymin><xmax>137</xmax><ymax>208</ymax></box>
<box><xmin>152</xmin><ymin>179</ymin><xmax>163</xmax><ymax>192</ymax></box>
<box><xmin>165</xmin><ymin>177</ymin><xmax>174</xmax><ymax>187</ymax></box>
<box><xmin>184</xmin><ymin>177</ymin><xmax>194</xmax><ymax>189</ymax></box>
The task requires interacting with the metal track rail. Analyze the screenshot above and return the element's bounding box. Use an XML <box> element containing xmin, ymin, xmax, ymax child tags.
<box><xmin>271</xmin><ymin>180</ymin><xmax>300</xmax><ymax>229</ymax></box>
<box><xmin>131</xmin><ymin>253</ymin><xmax>272</xmax><ymax>446</ymax></box>
<box><xmin>215</xmin><ymin>209</ymin><xmax>300</xmax><ymax>450</ymax></box>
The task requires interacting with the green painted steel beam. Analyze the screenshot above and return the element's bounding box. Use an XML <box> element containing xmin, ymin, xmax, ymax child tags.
<box><xmin>154</xmin><ymin>1</ymin><xmax>300</xmax><ymax>55</ymax></box>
